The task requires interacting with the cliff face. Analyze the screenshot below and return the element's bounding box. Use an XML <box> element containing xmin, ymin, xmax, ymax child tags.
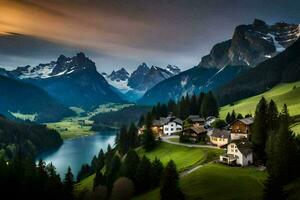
<box><xmin>199</xmin><ymin>19</ymin><xmax>300</xmax><ymax>69</ymax></box>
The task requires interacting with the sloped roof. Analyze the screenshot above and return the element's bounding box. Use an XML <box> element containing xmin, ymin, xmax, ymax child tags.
<box><xmin>230</xmin><ymin>139</ymin><xmax>252</xmax><ymax>156</ymax></box>
<box><xmin>184</xmin><ymin>126</ymin><xmax>207</xmax><ymax>134</ymax></box>
<box><xmin>210</xmin><ymin>129</ymin><xmax>230</xmax><ymax>139</ymax></box>
<box><xmin>232</xmin><ymin>117</ymin><xmax>254</xmax><ymax>125</ymax></box>
<box><xmin>187</xmin><ymin>115</ymin><xmax>205</xmax><ymax>123</ymax></box>
<box><xmin>152</xmin><ymin>116</ymin><xmax>183</xmax><ymax>126</ymax></box>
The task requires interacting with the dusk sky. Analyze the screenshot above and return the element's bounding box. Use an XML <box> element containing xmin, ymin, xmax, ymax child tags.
<box><xmin>0</xmin><ymin>0</ymin><xmax>300</xmax><ymax>73</ymax></box>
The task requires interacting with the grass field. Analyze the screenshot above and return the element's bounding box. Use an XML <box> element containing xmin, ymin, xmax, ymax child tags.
<box><xmin>75</xmin><ymin>174</ymin><xmax>95</xmax><ymax>194</ymax></box>
<box><xmin>220</xmin><ymin>81</ymin><xmax>300</xmax><ymax>119</ymax></box>
<box><xmin>46</xmin><ymin>103</ymin><xmax>132</xmax><ymax>139</ymax></box>
<box><xmin>135</xmin><ymin>164</ymin><xmax>267</xmax><ymax>200</ymax></box>
<box><xmin>75</xmin><ymin>142</ymin><xmax>223</xmax><ymax>193</ymax></box>
<box><xmin>136</xmin><ymin>142</ymin><xmax>223</xmax><ymax>172</ymax></box>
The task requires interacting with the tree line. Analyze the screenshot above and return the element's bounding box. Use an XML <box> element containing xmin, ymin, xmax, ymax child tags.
<box><xmin>0</xmin><ymin>155</ymin><xmax>75</xmax><ymax>200</ymax></box>
<box><xmin>77</xmin><ymin>148</ymin><xmax>183</xmax><ymax>200</ymax></box>
<box><xmin>249</xmin><ymin>98</ymin><xmax>300</xmax><ymax>199</ymax></box>
<box><xmin>0</xmin><ymin>115</ymin><xmax>62</xmax><ymax>160</ymax></box>
<box><xmin>139</xmin><ymin>91</ymin><xmax>219</xmax><ymax>125</ymax></box>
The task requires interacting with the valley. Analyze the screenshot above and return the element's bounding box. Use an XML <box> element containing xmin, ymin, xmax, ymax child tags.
<box><xmin>0</xmin><ymin>3</ymin><xmax>300</xmax><ymax>199</ymax></box>
<box><xmin>45</xmin><ymin>103</ymin><xmax>132</xmax><ymax>139</ymax></box>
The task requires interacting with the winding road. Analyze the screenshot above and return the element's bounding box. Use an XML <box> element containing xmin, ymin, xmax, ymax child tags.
<box><xmin>161</xmin><ymin>135</ymin><xmax>219</xmax><ymax>149</ymax></box>
<box><xmin>160</xmin><ymin>135</ymin><xmax>220</xmax><ymax>177</ymax></box>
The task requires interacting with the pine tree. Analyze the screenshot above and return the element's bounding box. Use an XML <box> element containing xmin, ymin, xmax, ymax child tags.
<box><xmin>237</xmin><ymin>113</ymin><xmax>243</xmax><ymax>119</ymax></box>
<box><xmin>190</xmin><ymin>94</ymin><xmax>198</xmax><ymax>115</ymax></box>
<box><xmin>152</xmin><ymin>157</ymin><xmax>164</xmax><ymax>187</ymax></box>
<box><xmin>128</xmin><ymin>122</ymin><xmax>139</xmax><ymax>149</ymax></box>
<box><xmin>121</xmin><ymin>149</ymin><xmax>140</xmax><ymax>181</ymax></box>
<box><xmin>200</xmin><ymin>91</ymin><xmax>219</xmax><ymax>118</ymax></box>
<box><xmin>160</xmin><ymin>160</ymin><xmax>184</xmax><ymax>200</ymax></box>
<box><xmin>230</xmin><ymin>110</ymin><xmax>236</xmax><ymax>123</ymax></box>
<box><xmin>225</xmin><ymin>112</ymin><xmax>231</xmax><ymax>124</ymax></box>
<box><xmin>94</xmin><ymin>169</ymin><xmax>106</xmax><ymax>189</ymax></box>
<box><xmin>197</xmin><ymin>92</ymin><xmax>205</xmax><ymax>116</ymax></box>
<box><xmin>267</xmin><ymin>100</ymin><xmax>279</xmax><ymax>132</ymax></box>
<box><xmin>97</xmin><ymin>148</ymin><xmax>105</xmax><ymax>171</ymax></box>
<box><xmin>264</xmin><ymin>105</ymin><xmax>298</xmax><ymax>199</ymax></box>
<box><xmin>106</xmin><ymin>155</ymin><xmax>121</xmax><ymax>192</ymax></box>
<box><xmin>63</xmin><ymin>166</ymin><xmax>74</xmax><ymax>200</ymax></box>
<box><xmin>138</xmin><ymin>115</ymin><xmax>145</xmax><ymax>127</ymax></box>
<box><xmin>135</xmin><ymin>156</ymin><xmax>154</xmax><ymax>193</ymax></box>
<box><xmin>142</xmin><ymin>113</ymin><xmax>156</xmax><ymax>151</ymax></box>
<box><xmin>251</xmin><ymin>97</ymin><xmax>268</xmax><ymax>163</ymax></box>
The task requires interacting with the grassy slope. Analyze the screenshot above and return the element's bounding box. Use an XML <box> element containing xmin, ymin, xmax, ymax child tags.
<box><xmin>136</xmin><ymin>142</ymin><xmax>223</xmax><ymax>172</ymax></box>
<box><xmin>135</xmin><ymin>164</ymin><xmax>267</xmax><ymax>200</ymax></box>
<box><xmin>46</xmin><ymin>103</ymin><xmax>132</xmax><ymax>139</ymax></box>
<box><xmin>75</xmin><ymin>142</ymin><xmax>223</xmax><ymax>193</ymax></box>
<box><xmin>75</xmin><ymin>174</ymin><xmax>95</xmax><ymax>194</ymax></box>
<box><xmin>220</xmin><ymin>81</ymin><xmax>300</xmax><ymax>135</ymax></box>
<box><xmin>220</xmin><ymin>81</ymin><xmax>300</xmax><ymax>119</ymax></box>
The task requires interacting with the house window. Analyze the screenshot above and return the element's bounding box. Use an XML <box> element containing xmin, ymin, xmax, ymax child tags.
<box><xmin>231</xmin><ymin>145</ymin><xmax>234</xmax><ymax>148</ymax></box>
<box><xmin>235</xmin><ymin>149</ymin><xmax>238</xmax><ymax>153</ymax></box>
<box><xmin>165</xmin><ymin>128</ymin><xmax>168</xmax><ymax>131</ymax></box>
<box><xmin>171</xmin><ymin>128</ymin><xmax>174</xmax><ymax>131</ymax></box>
<box><xmin>171</xmin><ymin>124</ymin><xmax>174</xmax><ymax>126</ymax></box>
<box><xmin>176</xmin><ymin>128</ymin><xmax>181</xmax><ymax>130</ymax></box>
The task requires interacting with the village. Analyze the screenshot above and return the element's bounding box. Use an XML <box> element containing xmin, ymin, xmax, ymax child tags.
<box><xmin>139</xmin><ymin>113</ymin><xmax>254</xmax><ymax>167</ymax></box>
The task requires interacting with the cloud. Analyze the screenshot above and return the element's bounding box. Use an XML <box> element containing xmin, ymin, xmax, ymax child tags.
<box><xmin>0</xmin><ymin>0</ymin><xmax>299</xmax><ymax>71</ymax></box>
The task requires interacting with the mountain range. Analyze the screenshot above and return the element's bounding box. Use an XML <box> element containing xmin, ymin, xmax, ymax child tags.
<box><xmin>103</xmin><ymin>63</ymin><xmax>181</xmax><ymax>101</ymax></box>
<box><xmin>0</xmin><ymin>19</ymin><xmax>299</xmax><ymax>120</ymax></box>
<box><xmin>9</xmin><ymin>53</ymin><xmax>125</xmax><ymax>109</ymax></box>
<box><xmin>138</xmin><ymin>19</ymin><xmax>300</xmax><ymax>105</ymax></box>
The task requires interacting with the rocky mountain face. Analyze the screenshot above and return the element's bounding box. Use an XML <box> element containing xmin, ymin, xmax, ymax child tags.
<box><xmin>138</xmin><ymin>65</ymin><xmax>247</xmax><ymax>105</ymax></box>
<box><xmin>199</xmin><ymin>19</ymin><xmax>300</xmax><ymax>69</ymax></box>
<box><xmin>103</xmin><ymin>63</ymin><xmax>181</xmax><ymax>102</ymax></box>
<box><xmin>138</xmin><ymin>19</ymin><xmax>300</xmax><ymax>105</ymax></box>
<box><xmin>11</xmin><ymin>53</ymin><xmax>125</xmax><ymax>109</ymax></box>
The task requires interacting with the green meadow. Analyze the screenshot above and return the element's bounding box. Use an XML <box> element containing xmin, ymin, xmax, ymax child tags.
<box><xmin>135</xmin><ymin>164</ymin><xmax>267</xmax><ymax>200</ymax></box>
<box><xmin>136</xmin><ymin>142</ymin><xmax>223</xmax><ymax>172</ymax></box>
<box><xmin>220</xmin><ymin>81</ymin><xmax>300</xmax><ymax>119</ymax></box>
<box><xmin>46</xmin><ymin>103</ymin><xmax>132</xmax><ymax>139</ymax></box>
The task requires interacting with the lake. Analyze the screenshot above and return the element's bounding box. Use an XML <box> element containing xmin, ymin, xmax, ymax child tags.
<box><xmin>37</xmin><ymin>131</ymin><xmax>116</xmax><ymax>177</ymax></box>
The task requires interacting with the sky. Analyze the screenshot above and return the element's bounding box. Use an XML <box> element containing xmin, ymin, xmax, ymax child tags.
<box><xmin>0</xmin><ymin>0</ymin><xmax>300</xmax><ymax>73</ymax></box>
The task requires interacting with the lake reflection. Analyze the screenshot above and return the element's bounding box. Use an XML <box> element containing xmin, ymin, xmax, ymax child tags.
<box><xmin>38</xmin><ymin>132</ymin><xmax>116</xmax><ymax>176</ymax></box>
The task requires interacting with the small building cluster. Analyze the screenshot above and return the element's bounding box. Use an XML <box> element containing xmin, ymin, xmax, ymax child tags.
<box><xmin>139</xmin><ymin>113</ymin><xmax>254</xmax><ymax>167</ymax></box>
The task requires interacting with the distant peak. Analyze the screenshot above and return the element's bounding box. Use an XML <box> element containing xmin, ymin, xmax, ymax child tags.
<box><xmin>57</xmin><ymin>55</ymin><xmax>67</xmax><ymax>63</ymax></box>
<box><xmin>76</xmin><ymin>52</ymin><xmax>86</xmax><ymax>59</ymax></box>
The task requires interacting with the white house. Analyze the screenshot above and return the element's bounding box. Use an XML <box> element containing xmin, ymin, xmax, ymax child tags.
<box><xmin>219</xmin><ymin>139</ymin><xmax>253</xmax><ymax>166</ymax></box>
<box><xmin>162</xmin><ymin>116</ymin><xmax>183</xmax><ymax>136</ymax></box>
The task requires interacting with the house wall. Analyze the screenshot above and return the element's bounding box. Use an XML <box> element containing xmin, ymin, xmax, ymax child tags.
<box><xmin>227</xmin><ymin>143</ymin><xmax>253</xmax><ymax>166</ymax></box>
<box><xmin>231</xmin><ymin>121</ymin><xmax>251</xmax><ymax>134</ymax></box>
<box><xmin>210</xmin><ymin>136</ymin><xmax>228</xmax><ymax>147</ymax></box>
<box><xmin>230</xmin><ymin>133</ymin><xmax>248</xmax><ymax>140</ymax></box>
<box><xmin>163</xmin><ymin>122</ymin><xmax>182</xmax><ymax>135</ymax></box>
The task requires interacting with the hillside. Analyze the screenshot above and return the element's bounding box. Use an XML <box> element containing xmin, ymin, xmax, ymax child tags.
<box><xmin>0</xmin><ymin>75</ymin><xmax>73</xmax><ymax>123</ymax></box>
<box><xmin>218</xmin><ymin>38</ymin><xmax>300</xmax><ymax>106</ymax></box>
<box><xmin>220</xmin><ymin>81</ymin><xmax>300</xmax><ymax>123</ymax></box>
<box><xmin>135</xmin><ymin>164</ymin><xmax>266</xmax><ymax>200</ymax></box>
<box><xmin>0</xmin><ymin>115</ymin><xmax>62</xmax><ymax>159</ymax></box>
<box><xmin>138</xmin><ymin>66</ymin><xmax>246</xmax><ymax>105</ymax></box>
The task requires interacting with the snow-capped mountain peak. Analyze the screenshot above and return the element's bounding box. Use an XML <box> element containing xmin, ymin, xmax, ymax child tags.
<box><xmin>12</xmin><ymin>52</ymin><xmax>96</xmax><ymax>79</ymax></box>
<box><xmin>103</xmin><ymin>63</ymin><xmax>181</xmax><ymax>101</ymax></box>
